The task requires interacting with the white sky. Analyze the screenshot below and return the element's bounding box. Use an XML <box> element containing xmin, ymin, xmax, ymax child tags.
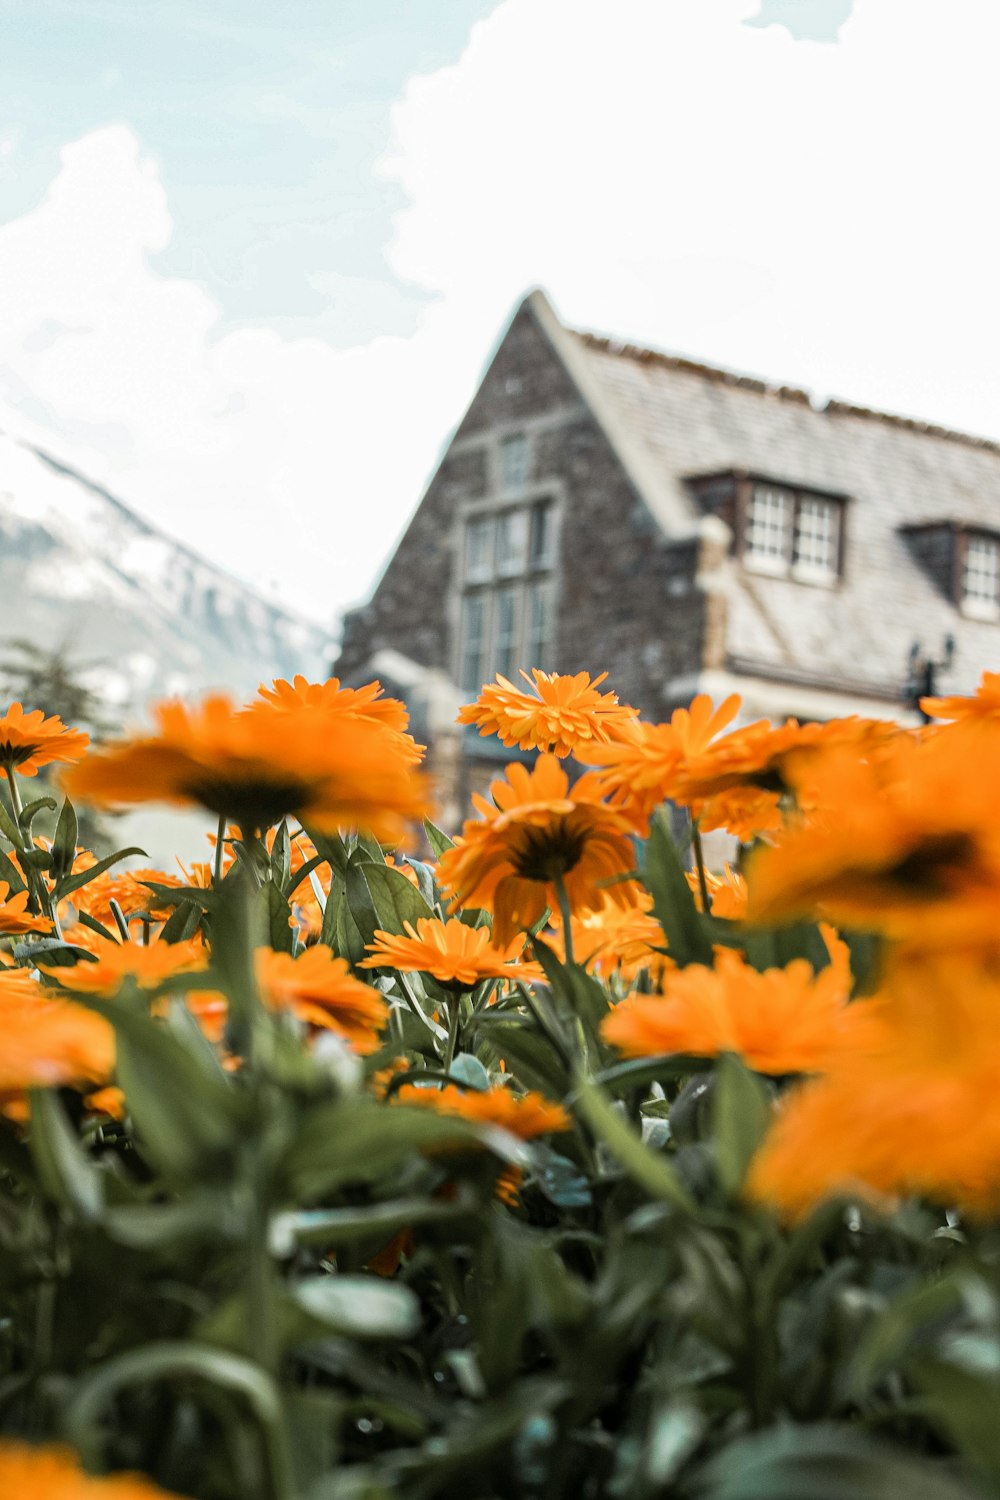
<box><xmin>3</xmin><ymin>0</ymin><xmax>999</xmax><ymax>628</ymax></box>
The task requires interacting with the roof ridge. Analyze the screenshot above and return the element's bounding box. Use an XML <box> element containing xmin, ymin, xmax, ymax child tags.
<box><xmin>571</xmin><ymin>327</ymin><xmax>1000</xmax><ymax>456</ymax></box>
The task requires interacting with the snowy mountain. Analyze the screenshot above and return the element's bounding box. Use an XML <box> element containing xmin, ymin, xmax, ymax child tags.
<box><xmin>2</xmin><ymin>430</ymin><xmax>331</xmax><ymax>713</ymax></box>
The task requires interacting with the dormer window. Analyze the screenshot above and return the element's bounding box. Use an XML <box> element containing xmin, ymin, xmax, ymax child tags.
<box><xmin>689</xmin><ymin>472</ymin><xmax>845</xmax><ymax>585</ymax></box>
<box><xmin>901</xmin><ymin>522</ymin><xmax>1000</xmax><ymax>621</ymax></box>
<box><xmin>962</xmin><ymin>532</ymin><xmax>1000</xmax><ymax>619</ymax></box>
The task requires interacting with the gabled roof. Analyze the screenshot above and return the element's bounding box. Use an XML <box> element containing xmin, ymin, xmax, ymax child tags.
<box><xmin>524</xmin><ymin>289</ymin><xmax>1000</xmax><ymax>698</ymax></box>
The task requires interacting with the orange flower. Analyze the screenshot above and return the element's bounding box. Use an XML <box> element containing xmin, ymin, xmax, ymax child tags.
<box><xmin>0</xmin><ymin>1440</ymin><xmax>185</xmax><ymax>1497</ymax></box>
<box><xmin>694</xmin><ymin>787</ymin><xmax>785</xmax><ymax>843</ymax></box>
<box><xmin>0</xmin><ymin>703</ymin><xmax>89</xmax><ymax>779</ymax></box>
<box><xmin>0</xmin><ymin>969</ymin><xmax>114</xmax><ymax>1093</ymax></box>
<box><xmin>255</xmin><ymin>945</ymin><xmax>387</xmax><ymax>1053</ymax></box>
<box><xmin>258</xmin><ymin>673</ymin><xmax>412</xmax><ymax>735</ymax></box>
<box><xmin>922</xmin><ymin>669</ymin><xmax>1000</xmax><ymax>721</ymax></box>
<box><xmin>674</xmin><ymin>714</ymin><xmax>898</xmax><ymax>806</ymax></box>
<box><xmin>459</xmin><ymin>669</ymin><xmax>635</xmax><ymax>758</ymax></box>
<box><xmin>437</xmin><ymin>754</ymin><xmax>638</xmax><ymax>946</ymax></box>
<box><xmin>63</xmin><ymin>693</ymin><xmax>431</xmax><ymax>843</ymax></box>
<box><xmin>71</xmin><ymin>864</ymin><xmax>183</xmax><ymax>929</ymax></box>
<box><xmin>0</xmin><ymin>881</ymin><xmax>54</xmax><ymax>935</ymax></box>
<box><xmin>360</xmin><ymin>916</ymin><xmax>539</xmax><ymax>989</ymax></box>
<box><xmin>747</xmin><ymin>724</ymin><xmax>1000</xmax><ymax>946</ymax></box>
<box><xmin>393</xmin><ymin>1082</ymin><xmax>570</xmax><ymax>1138</ymax></box>
<box><xmin>686</xmin><ymin>864</ymin><xmax>748</xmax><ymax>920</ymax></box>
<box><xmin>43</xmin><ymin>936</ymin><xmax>208</xmax><ymax>995</ymax></box>
<box><xmin>602</xmin><ymin>939</ymin><xmax>857</xmax><ymax>1076</ymax></box>
<box><xmin>550</xmin><ymin>888</ymin><xmax>670</xmax><ymax>983</ymax></box>
<box><xmin>747</xmin><ymin>949</ymin><xmax>1000</xmax><ymax>1220</ymax></box>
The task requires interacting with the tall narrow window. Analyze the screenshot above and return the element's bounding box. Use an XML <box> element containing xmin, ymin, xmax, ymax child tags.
<box><xmin>526</xmin><ymin>581</ymin><xmax>552</xmax><ymax>667</ymax></box>
<box><xmin>464</xmin><ymin>517</ymin><xmax>494</xmax><ymax>583</ymax></box>
<box><xmin>495</xmin><ymin>509</ymin><xmax>529</xmax><ymax>577</ymax></box>
<box><xmin>962</xmin><ymin>534</ymin><xmax>1000</xmax><ymax>619</ymax></box>
<box><xmin>529</xmin><ymin>499</ymin><xmax>553</xmax><ymax>568</ymax></box>
<box><xmin>500</xmin><ymin>434</ymin><xmax>532</xmax><ymax>491</ymax></box>
<box><xmin>460</xmin><ymin>594</ymin><xmax>487</xmax><ymax>693</ymax></box>
<box><xmin>494</xmin><ymin>586</ymin><xmax>520</xmax><ymax>679</ymax></box>
<box><xmin>794</xmin><ymin>496</ymin><xmax>840</xmax><ymax>581</ymax></box>
<box><xmin>745</xmin><ymin>485</ymin><xmax>793</xmax><ymax>570</ymax></box>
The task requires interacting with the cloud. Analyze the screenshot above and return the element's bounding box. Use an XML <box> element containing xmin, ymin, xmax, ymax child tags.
<box><xmin>3</xmin><ymin>0</ymin><xmax>1000</xmax><ymax>632</ymax></box>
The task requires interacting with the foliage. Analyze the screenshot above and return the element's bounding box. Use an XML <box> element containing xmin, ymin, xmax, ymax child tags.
<box><xmin>1</xmin><ymin>669</ymin><xmax>999</xmax><ymax>1499</ymax></box>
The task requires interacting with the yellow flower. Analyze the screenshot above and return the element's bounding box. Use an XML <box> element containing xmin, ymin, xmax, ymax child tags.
<box><xmin>63</xmin><ymin>692</ymin><xmax>431</xmax><ymax>843</ymax></box>
<box><xmin>686</xmin><ymin>863</ymin><xmax>749</xmax><ymax>919</ymax></box>
<box><xmin>360</xmin><ymin>916</ymin><xmax>539</xmax><ymax>989</ymax></box>
<box><xmin>43</xmin><ymin>936</ymin><xmax>208</xmax><ymax>995</ymax></box>
<box><xmin>458</xmin><ymin>669</ymin><xmax>635</xmax><ymax>757</ymax></box>
<box><xmin>437</xmin><ymin>754</ymin><xmax>638</xmax><ymax>946</ymax></box>
<box><xmin>257</xmin><ymin>675</ymin><xmax>422</xmax><ymax>760</ymax></box>
<box><xmin>0</xmin><ymin>1439</ymin><xmax>185</xmax><ymax>1497</ymax></box>
<box><xmin>0</xmin><ymin>969</ymin><xmax>114</xmax><ymax>1094</ymax></box>
<box><xmin>255</xmin><ymin>945</ymin><xmax>388</xmax><ymax>1053</ymax></box>
<box><xmin>0</xmin><ymin>881</ymin><xmax>53</xmax><ymax>935</ymax></box>
<box><xmin>0</xmin><ymin>702</ymin><xmax>89</xmax><ymax>779</ymax></box>
<box><xmin>550</xmin><ymin>889</ymin><xmax>670</xmax><ymax>983</ymax></box>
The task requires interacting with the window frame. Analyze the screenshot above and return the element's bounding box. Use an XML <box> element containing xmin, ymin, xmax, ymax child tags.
<box><xmin>958</xmin><ymin>528</ymin><xmax>1000</xmax><ymax>621</ymax></box>
<box><xmin>688</xmin><ymin>471</ymin><xmax>848</xmax><ymax>587</ymax></box>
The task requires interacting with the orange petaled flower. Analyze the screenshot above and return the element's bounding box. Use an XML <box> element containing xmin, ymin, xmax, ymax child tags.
<box><xmin>0</xmin><ymin>882</ymin><xmax>54</xmax><ymax>935</ymax></box>
<box><xmin>63</xmin><ymin>693</ymin><xmax>431</xmax><ymax>843</ymax></box>
<box><xmin>686</xmin><ymin>864</ymin><xmax>748</xmax><ymax>920</ymax></box>
<box><xmin>0</xmin><ymin>969</ymin><xmax>114</xmax><ymax>1094</ymax></box>
<box><xmin>575</xmin><ymin>695</ymin><xmax>746</xmax><ymax>833</ymax></box>
<box><xmin>747</xmin><ymin>949</ymin><xmax>1000</xmax><ymax>1221</ymax></box>
<box><xmin>747</xmin><ymin>722</ymin><xmax>1000</xmax><ymax>946</ymax></box>
<box><xmin>0</xmin><ymin>1440</ymin><xmax>186</xmax><ymax>1497</ymax></box>
<box><xmin>459</xmin><ymin>669</ymin><xmax>636</xmax><ymax>758</ymax></box>
<box><xmin>551</xmin><ymin>889</ymin><xmax>670</xmax><ymax>983</ymax></box>
<box><xmin>393</xmin><ymin>1082</ymin><xmax>570</xmax><ymax>1138</ymax></box>
<box><xmin>922</xmin><ymin>669</ymin><xmax>1000</xmax><ymax>722</ymax></box>
<box><xmin>360</xmin><ymin>917</ymin><xmax>539</xmax><ymax>989</ymax></box>
<box><xmin>43</xmin><ymin>936</ymin><xmax>208</xmax><ymax>995</ymax></box>
<box><xmin>437</xmin><ymin>754</ymin><xmax>638</xmax><ymax>946</ymax></box>
<box><xmin>0</xmin><ymin>703</ymin><xmax>90</xmax><ymax>779</ymax></box>
<box><xmin>255</xmin><ymin>945</ymin><xmax>387</xmax><ymax>1053</ymax></box>
<box><xmin>257</xmin><ymin>675</ymin><xmax>422</xmax><ymax>761</ymax></box>
<box><xmin>601</xmin><ymin>938</ymin><xmax>859</xmax><ymax>1077</ymax></box>
<box><xmin>694</xmin><ymin>787</ymin><xmax>785</xmax><ymax>843</ymax></box>
<box><xmin>71</xmin><ymin>864</ymin><xmax>183</xmax><ymax>929</ymax></box>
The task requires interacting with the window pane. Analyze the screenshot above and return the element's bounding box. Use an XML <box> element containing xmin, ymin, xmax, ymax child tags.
<box><xmin>526</xmin><ymin>581</ymin><xmax>552</xmax><ymax>668</ymax></box>
<box><xmin>745</xmin><ymin>486</ymin><xmax>792</xmax><ymax>570</ymax></box>
<box><xmin>465</xmin><ymin>517</ymin><xmax>494</xmax><ymax>583</ymax></box>
<box><xmin>794</xmin><ymin>497</ymin><xmax>840</xmax><ymax>579</ymax></box>
<box><xmin>529</xmin><ymin>499</ymin><xmax>553</xmax><ymax>567</ymax></box>
<box><xmin>460</xmin><ymin>594</ymin><xmax>487</xmax><ymax>693</ymax></box>
<box><xmin>496</xmin><ymin>509</ymin><xmax>528</xmax><ymax>576</ymax></box>
<box><xmin>495</xmin><ymin>585</ymin><xmax>520</xmax><ymax>680</ymax></box>
<box><xmin>501</xmin><ymin>434</ymin><xmax>531</xmax><ymax>490</ymax></box>
<box><xmin>963</xmin><ymin>535</ymin><xmax>1000</xmax><ymax>617</ymax></box>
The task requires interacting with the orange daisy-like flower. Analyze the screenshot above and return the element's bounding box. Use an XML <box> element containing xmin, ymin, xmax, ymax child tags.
<box><xmin>255</xmin><ymin>945</ymin><xmax>387</xmax><ymax>1053</ymax></box>
<box><xmin>0</xmin><ymin>1440</ymin><xmax>185</xmax><ymax>1497</ymax></box>
<box><xmin>437</xmin><ymin>754</ymin><xmax>638</xmax><ymax>946</ymax></box>
<box><xmin>0</xmin><ymin>881</ymin><xmax>54</xmax><ymax>935</ymax></box>
<box><xmin>257</xmin><ymin>675</ymin><xmax>421</xmax><ymax>761</ymax></box>
<box><xmin>43</xmin><ymin>936</ymin><xmax>208</xmax><ymax>995</ymax></box>
<box><xmin>63</xmin><ymin>693</ymin><xmax>431</xmax><ymax>843</ymax></box>
<box><xmin>459</xmin><ymin>669</ymin><xmax>636</xmax><ymax>758</ymax></box>
<box><xmin>360</xmin><ymin>916</ymin><xmax>539</xmax><ymax>989</ymax></box>
<box><xmin>551</xmin><ymin>888</ymin><xmax>670</xmax><ymax>983</ymax></box>
<box><xmin>602</xmin><ymin>938</ymin><xmax>858</xmax><ymax>1077</ymax></box>
<box><xmin>686</xmin><ymin>864</ymin><xmax>748</xmax><ymax>920</ymax></box>
<box><xmin>71</xmin><ymin>863</ymin><xmax>184</xmax><ymax>929</ymax></box>
<box><xmin>747</xmin><ymin>723</ymin><xmax>1000</xmax><ymax>946</ymax></box>
<box><xmin>0</xmin><ymin>968</ymin><xmax>114</xmax><ymax>1094</ymax></box>
<box><xmin>922</xmin><ymin>669</ymin><xmax>1000</xmax><ymax>722</ymax></box>
<box><xmin>0</xmin><ymin>702</ymin><xmax>90</xmax><ymax>779</ymax></box>
<box><xmin>746</xmin><ymin>949</ymin><xmax>1000</xmax><ymax>1221</ymax></box>
<box><xmin>393</xmin><ymin>1082</ymin><xmax>570</xmax><ymax>1138</ymax></box>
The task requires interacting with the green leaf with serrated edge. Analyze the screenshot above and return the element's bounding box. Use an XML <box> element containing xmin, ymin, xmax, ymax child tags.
<box><xmin>28</xmin><ymin>1088</ymin><xmax>104</xmax><ymax>1222</ymax></box>
<box><xmin>0</xmin><ymin>845</ymin><xmax>26</xmax><ymax>895</ymax></box>
<box><xmin>711</xmin><ymin>1053</ymin><xmax>773</xmax><ymax>1197</ymax></box>
<box><xmin>53</xmin><ymin>846</ymin><xmax>146</xmax><ymax>901</ymax></box>
<box><xmin>291</xmin><ymin>1276</ymin><xmax>421</xmax><ymax>1338</ymax></box>
<box><xmin>573</xmin><ymin>1073</ymin><xmax>695</xmax><ymax>1214</ymax></box>
<box><xmin>49</xmin><ymin>797</ymin><xmax>79</xmax><ymax>883</ymax></box>
<box><xmin>423</xmin><ymin>817</ymin><xmax>455</xmax><ymax>857</ymax></box>
<box><xmin>643</xmin><ymin>812</ymin><xmax>714</xmax><ymax>968</ymax></box>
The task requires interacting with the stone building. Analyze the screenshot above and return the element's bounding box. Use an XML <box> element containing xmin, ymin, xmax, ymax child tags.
<box><xmin>335</xmin><ymin>290</ymin><xmax>1000</xmax><ymax>818</ymax></box>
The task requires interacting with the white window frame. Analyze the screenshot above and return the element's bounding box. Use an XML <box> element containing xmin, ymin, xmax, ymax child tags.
<box><xmin>499</xmin><ymin>433</ymin><xmax>532</xmax><ymax>492</ymax></box>
<box><xmin>464</xmin><ymin>516</ymin><xmax>494</xmax><ymax>584</ymax></box>
<box><xmin>792</xmin><ymin>495</ymin><xmax>841</xmax><ymax>583</ymax></box>
<box><xmin>741</xmin><ymin>482</ymin><xmax>843</xmax><ymax>588</ymax></box>
<box><xmin>744</xmin><ymin>485</ymin><xmax>793</xmax><ymax>575</ymax></box>
<box><xmin>961</xmin><ymin>532</ymin><xmax>1000</xmax><ymax>621</ymax></box>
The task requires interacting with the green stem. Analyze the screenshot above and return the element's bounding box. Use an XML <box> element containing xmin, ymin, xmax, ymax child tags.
<box><xmin>443</xmin><ymin>996</ymin><xmax>462</xmax><ymax>1073</ymax></box>
<box><xmin>4</xmin><ymin>765</ymin><xmax>59</xmax><ymax>932</ymax></box>
<box><xmin>554</xmin><ymin>874</ymin><xmax>575</xmax><ymax>968</ymax></box>
<box><xmin>213</xmin><ymin>813</ymin><xmax>227</xmax><ymax>886</ymax></box>
<box><xmin>692</xmin><ymin>821</ymin><xmax>712</xmax><ymax>914</ymax></box>
<box><xmin>108</xmin><ymin>898</ymin><xmax>131</xmax><ymax>944</ymax></box>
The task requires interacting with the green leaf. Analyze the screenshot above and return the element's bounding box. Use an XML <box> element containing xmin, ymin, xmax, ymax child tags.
<box><xmin>49</xmin><ymin>797</ymin><xmax>79</xmax><ymax>883</ymax></box>
<box><xmin>265</xmin><ymin>879</ymin><xmax>295</xmax><ymax>954</ymax></box>
<box><xmin>711</xmin><ymin>1053</ymin><xmax>773</xmax><ymax>1197</ymax></box>
<box><xmin>53</xmin><ymin>846</ymin><xmax>146</xmax><ymax>901</ymax></box>
<box><xmin>0</xmin><ymin>845</ymin><xmax>26</xmax><ymax>895</ymax></box>
<box><xmin>741</xmin><ymin>922</ymin><xmax>832</xmax><ymax>974</ymax></box>
<box><xmin>291</xmin><ymin>1275</ymin><xmax>421</xmax><ymax>1338</ymax></box>
<box><xmin>103</xmin><ymin>1195</ymin><xmax>243</xmax><ymax>1250</ymax></box>
<box><xmin>448</xmin><ymin>1052</ymin><xmax>491</xmax><ymax>1091</ymax></box>
<box><xmin>644</xmin><ymin>813</ymin><xmax>714</xmax><ymax>967</ymax></box>
<box><xmin>300</xmin><ymin>826</ymin><xmax>351</xmax><ymax>881</ymax></box>
<box><xmin>573</xmin><ymin>1074</ymin><xmax>695</xmax><ymax>1214</ymax></box>
<box><xmin>911</xmin><ymin>1354</ymin><xmax>1000</xmax><ymax>1485</ymax></box>
<box><xmin>477</xmin><ymin>1018</ymin><xmax>570</xmax><ymax>1099</ymax></box>
<box><xmin>269</xmin><ymin>818</ymin><xmax>291</xmax><ymax>891</ymax></box>
<box><xmin>357</xmin><ymin>860</ymin><xmax>436</xmax><ymax>936</ymax></box>
<box><xmin>423</xmin><ymin>818</ymin><xmax>455</xmax><ymax>857</ymax></box>
<box><xmin>28</xmin><ymin>1088</ymin><xmax>104</xmax><ymax>1222</ymax></box>
<box><xmin>531</xmin><ymin>937</ymin><xmax>609</xmax><ymax>1048</ymax></box>
<box><xmin>269</xmin><ymin>1194</ymin><xmax>474</xmax><ymax>1254</ymax></box>
<box><xmin>14</xmin><ymin>937</ymin><xmax>97</xmax><ymax>967</ymax></box>
<box><xmin>0</xmin><ymin>794</ymin><xmax>23</xmax><ymax>847</ymax></box>
<box><xmin>19</xmin><ymin>794</ymin><xmax>58</xmax><ymax>828</ymax></box>
<box><xmin>595</xmin><ymin>1054</ymin><xmax>706</xmax><ymax>1095</ymax></box>
<box><xmin>157</xmin><ymin>898</ymin><xmax>205</xmax><ymax>944</ymax></box>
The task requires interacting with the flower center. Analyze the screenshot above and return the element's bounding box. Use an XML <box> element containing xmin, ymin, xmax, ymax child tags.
<box><xmin>890</xmin><ymin>832</ymin><xmax>977</xmax><ymax>894</ymax></box>
<box><xmin>510</xmin><ymin>818</ymin><xmax>587</xmax><ymax>882</ymax></box>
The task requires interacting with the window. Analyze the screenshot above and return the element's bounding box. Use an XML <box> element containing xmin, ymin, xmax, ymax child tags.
<box><xmin>690</xmin><ymin>473</ymin><xmax>845</xmax><ymax>585</ymax></box>
<box><xmin>500</xmin><ymin>434</ymin><xmax>532</xmax><ymax>491</ymax></box>
<box><xmin>793</xmin><ymin>496</ymin><xmax>840</xmax><ymax>581</ymax></box>
<box><xmin>745</xmin><ymin>485</ymin><xmax>793</xmax><ymax>571</ymax></box>
<box><xmin>456</xmin><ymin>500</ymin><xmax>557</xmax><ymax>690</ymax></box>
<box><xmin>962</xmin><ymin>533</ymin><xmax>1000</xmax><ymax>619</ymax></box>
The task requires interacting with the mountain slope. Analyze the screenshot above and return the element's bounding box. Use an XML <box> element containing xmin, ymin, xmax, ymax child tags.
<box><xmin>2</xmin><ymin>431</ymin><xmax>331</xmax><ymax>711</ymax></box>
